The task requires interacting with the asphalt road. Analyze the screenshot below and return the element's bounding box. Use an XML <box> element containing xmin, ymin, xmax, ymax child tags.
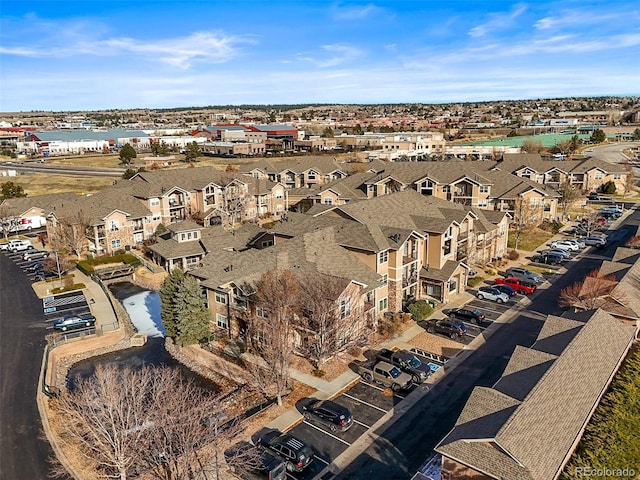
<box><xmin>333</xmin><ymin>209</ymin><xmax>639</xmax><ymax>480</ymax></box>
<box><xmin>0</xmin><ymin>251</ymin><xmax>56</xmax><ymax>480</ymax></box>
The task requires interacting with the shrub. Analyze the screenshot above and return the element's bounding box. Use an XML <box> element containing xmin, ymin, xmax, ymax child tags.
<box><xmin>507</xmin><ymin>250</ymin><xmax>520</xmax><ymax>260</ymax></box>
<box><xmin>600</xmin><ymin>180</ymin><xmax>617</xmax><ymax>194</ymax></box>
<box><xmin>407</xmin><ymin>300</ymin><xmax>433</xmax><ymax>322</ymax></box>
<box><xmin>484</xmin><ymin>267</ymin><xmax>498</xmax><ymax>276</ymax></box>
<box><xmin>377</xmin><ymin>315</ymin><xmax>404</xmax><ymax>338</ymax></box>
<box><xmin>51</xmin><ymin>283</ymin><xmax>86</xmax><ymax>294</ymax></box>
<box><xmin>541</xmin><ymin>220</ymin><xmax>563</xmax><ymax>234</ymax></box>
<box><xmin>467</xmin><ymin>276</ymin><xmax>484</xmax><ymax>288</ymax></box>
<box><xmin>312</xmin><ymin>369</ymin><xmax>326</xmax><ymax>378</ymax></box>
<box><xmin>77</xmin><ymin>253</ymin><xmax>141</xmax><ymax>274</ymax></box>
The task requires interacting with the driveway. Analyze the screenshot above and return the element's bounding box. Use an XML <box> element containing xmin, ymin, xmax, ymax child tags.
<box><xmin>0</xmin><ymin>250</ymin><xmax>58</xmax><ymax>479</ymax></box>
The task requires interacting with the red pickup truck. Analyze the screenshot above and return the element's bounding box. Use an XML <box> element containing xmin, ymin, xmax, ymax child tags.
<box><xmin>494</xmin><ymin>276</ymin><xmax>537</xmax><ymax>295</ymax></box>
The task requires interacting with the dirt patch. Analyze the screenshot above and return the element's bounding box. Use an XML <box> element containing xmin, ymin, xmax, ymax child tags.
<box><xmin>289</xmin><ymin>354</ymin><xmax>351</xmax><ymax>382</ymax></box>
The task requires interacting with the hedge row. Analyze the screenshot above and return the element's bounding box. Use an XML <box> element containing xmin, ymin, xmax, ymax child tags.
<box><xmin>77</xmin><ymin>253</ymin><xmax>141</xmax><ymax>274</ymax></box>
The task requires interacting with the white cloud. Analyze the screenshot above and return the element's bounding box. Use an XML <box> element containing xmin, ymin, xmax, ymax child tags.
<box><xmin>331</xmin><ymin>3</ymin><xmax>382</xmax><ymax>20</ymax></box>
<box><xmin>298</xmin><ymin>44</ymin><xmax>364</xmax><ymax>68</ymax></box>
<box><xmin>468</xmin><ymin>4</ymin><xmax>527</xmax><ymax>38</ymax></box>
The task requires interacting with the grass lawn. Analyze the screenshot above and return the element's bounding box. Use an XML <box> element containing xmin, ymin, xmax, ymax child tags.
<box><xmin>508</xmin><ymin>228</ymin><xmax>555</xmax><ymax>252</ymax></box>
<box><xmin>8</xmin><ymin>172</ymin><xmax>114</xmax><ymax>196</ymax></box>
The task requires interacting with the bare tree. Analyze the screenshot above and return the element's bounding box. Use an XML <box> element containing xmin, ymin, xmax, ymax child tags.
<box><xmin>0</xmin><ymin>203</ymin><xmax>16</xmax><ymax>240</ymax></box>
<box><xmin>622</xmin><ymin>160</ymin><xmax>636</xmax><ymax>198</ymax></box>
<box><xmin>510</xmin><ymin>197</ymin><xmax>540</xmax><ymax>251</ymax></box>
<box><xmin>625</xmin><ymin>235</ymin><xmax>640</xmax><ymax>249</ymax></box>
<box><xmin>53</xmin><ymin>210</ymin><xmax>91</xmax><ymax>259</ymax></box>
<box><xmin>521</xmin><ymin>139</ymin><xmax>544</xmax><ymax>154</ymax></box>
<box><xmin>579</xmin><ymin>211</ymin><xmax>605</xmax><ymax>237</ymax></box>
<box><xmin>558</xmin><ymin>269</ymin><xmax>619</xmax><ymax>310</ymax></box>
<box><xmin>246</xmin><ymin>268</ymin><xmax>299</xmax><ymax>406</ymax></box>
<box><xmin>297</xmin><ymin>274</ymin><xmax>367</xmax><ymax>368</ymax></box>
<box><xmin>52</xmin><ymin>364</ymin><xmax>155</xmax><ymax>480</ymax></box>
<box><xmin>52</xmin><ymin>365</ymin><xmax>227</xmax><ymax>480</ymax></box>
<box><xmin>557</xmin><ymin>180</ymin><xmax>580</xmax><ymax>219</ymax></box>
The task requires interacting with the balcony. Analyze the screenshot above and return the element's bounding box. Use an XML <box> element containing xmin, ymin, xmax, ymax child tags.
<box><xmin>403</xmin><ymin>255</ymin><xmax>417</xmax><ymax>265</ymax></box>
<box><xmin>456</xmin><ymin>250</ymin><xmax>468</xmax><ymax>262</ymax></box>
<box><xmin>402</xmin><ymin>272</ymin><xmax>417</xmax><ymax>288</ymax></box>
<box><xmin>457</xmin><ymin>230</ymin><xmax>469</xmax><ymax>242</ymax></box>
<box><xmin>229</xmin><ymin>297</ymin><xmax>248</xmax><ymax>311</ymax></box>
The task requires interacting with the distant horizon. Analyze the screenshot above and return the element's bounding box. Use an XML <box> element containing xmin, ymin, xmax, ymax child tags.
<box><xmin>1</xmin><ymin>1</ymin><xmax>639</xmax><ymax>112</ymax></box>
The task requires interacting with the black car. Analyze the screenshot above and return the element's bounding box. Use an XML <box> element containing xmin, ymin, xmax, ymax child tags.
<box><xmin>425</xmin><ymin>319</ymin><xmax>467</xmax><ymax>339</ymax></box>
<box><xmin>493</xmin><ymin>284</ymin><xmax>517</xmax><ymax>297</ymax></box>
<box><xmin>24</xmin><ymin>261</ymin><xmax>44</xmax><ymax>273</ymax></box>
<box><xmin>531</xmin><ymin>253</ymin><xmax>564</xmax><ymax>265</ymax></box>
<box><xmin>302</xmin><ymin>399</ymin><xmax>353</xmax><ymax>432</ymax></box>
<box><xmin>224</xmin><ymin>441</ymin><xmax>287</xmax><ymax>480</ymax></box>
<box><xmin>34</xmin><ymin>269</ymin><xmax>60</xmax><ymax>281</ymax></box>
<box><xmin>376</xmin><ymin>348</ymin><xmax>432</xmax><ymax>383</ymax></box>
<box><xmin>52</xmin><ymin>313</ymin><xmax>96</xmax><ymax>331</ymax></box>
<box><xmin>447</xmin><ymin>307</ymin><xmax>486</xmax><ymax>324</ymax></box>
<box><xmin>257</xmin><ymin>430</ymin><xmax>314</xmax><ymax>472</ymax></box>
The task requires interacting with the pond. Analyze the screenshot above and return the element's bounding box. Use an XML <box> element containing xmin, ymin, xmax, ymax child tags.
<box><xmin>68</xmin><ymin>282</ymin><xmax>218</xmax><ymax>393</ymax></box>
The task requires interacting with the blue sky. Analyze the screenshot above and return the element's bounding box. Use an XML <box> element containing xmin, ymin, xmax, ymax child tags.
<box><xmin>1</xmin><ymin>0</ymin><xmax>639</xmax><ymax>111</ymax></box>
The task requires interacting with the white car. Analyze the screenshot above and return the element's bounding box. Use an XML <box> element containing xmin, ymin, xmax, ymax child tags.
<box><xmin>476</xmin><ymin>286</ymin><xmax>510</xmax><ymax>304</ymax></box>
<box><xmin>550</xmin><ymin>240</ymin><xmax>580</xmax><ymax>251</ymax></box>
<box><xmin>565</xmin><ymin>238</ymin><xmax>585</xmax><ymax>248</ymax></box>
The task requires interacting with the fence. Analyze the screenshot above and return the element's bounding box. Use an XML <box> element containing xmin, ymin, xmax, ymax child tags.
<box><xmin>409</xmin><ymin>347</ymin><xmax>449</xmax><ymax>365</ymax></box>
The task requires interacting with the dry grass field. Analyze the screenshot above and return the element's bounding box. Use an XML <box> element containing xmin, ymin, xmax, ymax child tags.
<box><xmin>7</xmin><ymin>172</ymin><xmax>115</xmax><ymax>197</ymax></box>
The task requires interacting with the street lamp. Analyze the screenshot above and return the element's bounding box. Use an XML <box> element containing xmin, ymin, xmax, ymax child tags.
<box><xmin>53</xmin><ymin>248</ymin><xmax>62</xmax><ymax>289</ymax></box>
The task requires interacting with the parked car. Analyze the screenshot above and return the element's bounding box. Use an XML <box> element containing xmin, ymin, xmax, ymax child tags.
<box><xmin>52</xmin><ymin>313</ymin><xmax>96</xmax><ymax>331</ymax></box>
<box><xmin>34</xmin><ymin>269</ymin><xmax>61</xmax><ymax>282</ymax></box>
<box><xmin>565</xmin><ymin>238</ymin><xmax>585</xmax><ymax>248</ymax></box>
<box><xmin>22</xmin><ymin>250</ymin><xmax>50</xmax><ymax>261</ymax></box>
<box><xmin>224</xmin><ymin>441</ymin><xmax>287</xmax><ymax>480</ymax></box>
<box><xmin>24</xmin><ymin>261</ymin><xmax>44</xmax><ymax>273</ymax></box>
<box><xmin>476</xmin><ymin>286</ymin><xmax>509</xmax><ymax>303</ymax></box>
<box><xmin>376</xmin><ymin>348</ymin><xmax>432</xmax><ymax>383</ymax></box>
<box><xmin>355</xmin><ymin>360</ymin><xmax>413</xmax><ymax>391</ymax></box>
<box><xmin>504</xmin><ymin>267</ymin><xmax>544</xmax><ymax>284</ymax></box>
<box><xmin>583</xmin><ymin>236</ymin><xmax>606</xmax><ymax>247</ymax></box>
<box><xmin>256</xmin><ymin>430</ymin><xmax>314</xmax><ymax>473</ymax></box>
<box><xmin>531</xmin><ymin>253</ymin><xmax>564</xmax><ymax>265</ymax></box>
<box><xmin>550</xmin><ymin>240</ymin><xmax>580</xmax><ymax>251</ymax></box>
<box><xmin>446</xmin><ymin>307</ymin><xmax>486</xmax><ymax>324</ymax></box>
<box><xmin>7</xmin><ymin>239</ymin><xmax>33</xmax><ymax>253</ymax></box>
<box><xmin>540</xmin><ymin>248</ymin><xmax>571</xmax><ymax>259</ymax></box>
<box><xmin>493</xmin><ymin>284</ymin><xmax>517</xmax><ymax>297</ymax></box>
<box><xmin>494</xmin><ymin>277</ymin><xmax>537</xmax><ymax>295</ymax></box>
<box><xmin>425</xmin><ymin>318</ymin><xmax>468</xmax><ymax>339</ymax></box>
<box><xmin>302</xmin><ymin>399</ymin><xmax>353</xmax><ymax>432</ymax></box>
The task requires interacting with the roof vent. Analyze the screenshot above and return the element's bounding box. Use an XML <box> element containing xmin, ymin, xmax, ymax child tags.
<box><xmin>224</xmin><ymin>265</ymin><xmax>233</xmax><ymax>272</ymax></box>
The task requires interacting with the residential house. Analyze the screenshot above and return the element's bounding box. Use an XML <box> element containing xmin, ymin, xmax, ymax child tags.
<box><xmin>244</xmin><ymin>157</ymin><xmax>348</xmax><ymax>189</ymax></box>
<box><xmin>1</xmin><ymin>192</ymin><xmax>77</xmax><ymax>233</ymax></box>
<box><xmin>435</xmin><ymin>309</ymin><xmax>637</xmax><ymax>480</ymax></box>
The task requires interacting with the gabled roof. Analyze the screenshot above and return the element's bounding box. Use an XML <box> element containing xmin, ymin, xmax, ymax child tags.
<box><xmin>1</xmin><ymin>192</ymin><xmax>78</xmax><ymax>216</ymax></box>
<box><xmin>436</xmin><ymin>309</ymin><xmax>636</xmax><ymax>480</ymax></box>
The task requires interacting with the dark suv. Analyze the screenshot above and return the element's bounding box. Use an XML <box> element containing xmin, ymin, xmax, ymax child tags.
<box><xmin>446</xmin><ymin>307</ymin><xmax>485</xmax><ymax>324</ymax></box>
<box><xmin>302</xmin><ymin>399</ymin><xmax>353</xmax><ymax>432</ymax></box>
<box><xmin>425</xmin><ymin>319</ymin><xmax>467</xmax><ymax>339</ymax></box>
<box><xmin>224</xmin><ymin>441</ymin><xmax>286</xmax><ymax>480</ymax></box>
<box><xmin>257</xmin><ymin>430</ymin><xmax>314</xmax><ymax>472</ymax></box>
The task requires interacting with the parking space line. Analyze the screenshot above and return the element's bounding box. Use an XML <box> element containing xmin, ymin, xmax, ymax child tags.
<box><xmin>359</xmin><ymin>381</ymin><xmax>405</xmax><ymax>399</ymax></box>
<box><xmin>354</xmin><ymin>419</ymin><xmax>371</xmax><ymax>429</ymax></box>
<box><xmin>314</xmin><ymin>455</ymin><xmax>330</xmax><ymax>466</ymax></box>
<box><xmin>342</xmin><ymin>393</ymin><xmax>389</xmax><ymax>413</ymax></box>
<box><xmin>302</xmin><ymin>421</ymin><xmax>351</xmax><ymax>446</ymax></box>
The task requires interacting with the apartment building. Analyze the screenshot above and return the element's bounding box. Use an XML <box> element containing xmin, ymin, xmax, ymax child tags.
<box><xmin>244</xmin><ymin>157</ymin><xmax>348</xmax><ymax>189</ymax></box>
<box><xmin>44</xmin><ymin>167</ymin><xmax>286</xmax><ymax>256</ymax></box>
<box><xmin>500</xmin><ymin>154</ymin><xmax>629</xmax><ymax>193</ymax></box>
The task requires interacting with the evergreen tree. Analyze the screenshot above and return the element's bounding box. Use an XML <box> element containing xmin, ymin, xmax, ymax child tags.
<box><xmin>591</xmin><ymin>129</ymin><xmax>606</xmax><ymax>143</ymax></box>
<box><xmin>159</xmin><ymin>268</ymin><xmax>185</xmax><ymax>338</ymax></box>
<box><xmin>0</xmin><ymin>181</ymin><xmax>27</xmax><ymax>201</ymax></box>
<box><xmin>118</xmin><ymin>143</ymin><xmax>137</xmax><ymax>165</ymax></box>
<box><xmin>184</xmin><ymin>141</ymin><xmax>201</xmax><ymax>162</ymax></box>
<box><xmin>173</xmin><ymin>276</ymin><xmax>211</xmax><ymax>346</ymax></box>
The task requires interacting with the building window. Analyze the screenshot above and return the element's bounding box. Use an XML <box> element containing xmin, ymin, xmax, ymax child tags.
<box><xmin>216</xmin><ymin>314</ymin><xmax>228</xmax><ymax>329</ymax></box>
<box><xmin>150</xmin><ymin>199</ymin><xmax>160</xmax><ymax>207</ymax></box>
<box><xmin>379</xmin><ymin>250</ymin><xmax>388</xmax><ymax>264</ymax></box>
<box><xmin>478</xmin><ymin>199</ymin><xmax>489</xmax><ymax>207</ymax></box>
<box><xmin>181</xmin><ymin>233</ymin><xmax>186</xmax><ymax>241</ymax></box>
<box><xmin>442</xmin><ymin>185</ymin><xmax>450</xmax><ymax>193</ymax></box>
<box><xmin>595</xmin><ymin>172</ymin><xmax>603</xmax><ymax>180</ymax></box>
<box><xmin>381</xmin><ymin>274</ymin><xmax>388</xmax><ymax>286</ymax></box>
<box><xmin>340</xmin><ymin>298</ymin><xmax>351</xmax><ymax>318</ymax></box>
<box><xmin>256</xmin><ymin>306</ymin><xmax>268</xmax><ymax>318</ymax></box>
<box><xmin>110</xmin><ymin>239</ymin><xmax>121</xmax><ymax>249</ymax></box>
<box><xmin>479</xmin><ymin>185</ymin><xmax>489</xmax><ymax>193</ymax></box>
<box><xmin>378</xmin><ymin>297</ymin><xmax>388</xmax><ymax>311</ymax></box>
<box><xmin>261</xmin><ymin>240</ymin><xmax>274</xmax><ymax>248</ymax></box>
<box><xmin>215</xmin><ymin>292</ymin><xmax>227</xmax><ymax>304</ymax></box>
<box><xmin>109</xmin><ymin>220</ymin><xmax>119</xmax><ymax>232</ymax></box>
<box><xmin>152</xmin><ymin>214</ymin><xmax>161</xmax><ymax>221</ymax></box>
<box><xmin>614</xmin><ymin>173</ymin><xmax>621</xmax><ymax>180</ymax></box>
<box><xmin>323</xmin><ymin>197</ymin><xmax>333</xmax><ymax>205</ymax></box>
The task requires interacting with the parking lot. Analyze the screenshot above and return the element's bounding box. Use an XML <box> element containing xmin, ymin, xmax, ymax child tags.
<box><xmin>2</xmin><ymin>248</ymin><xmax>94</xmax><ymax>334</ymax></box>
